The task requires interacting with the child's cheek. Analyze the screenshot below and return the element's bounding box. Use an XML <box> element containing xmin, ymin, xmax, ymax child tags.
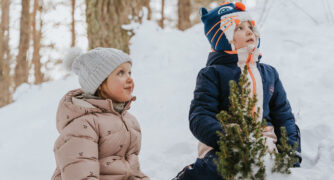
<box><xmin>115</xmin><ymin>83</ymin><xmax>124</xmax><ymax>94</ymax></box>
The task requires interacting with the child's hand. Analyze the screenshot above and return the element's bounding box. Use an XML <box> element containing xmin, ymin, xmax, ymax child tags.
<box><xmin>263</xmin><ymin>126</ymin><xmax>277</xmax><ymax>153</ymax></box>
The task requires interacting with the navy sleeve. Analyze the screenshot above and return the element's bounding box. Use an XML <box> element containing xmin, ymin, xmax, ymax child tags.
<box><xmin>189</xmin><ymin>67</ymin><xmax>222</xmax><ymax>150</ymax></box>
<box><xmin>270</xmin><ymin>68</ymin><xmax>302</xmax><ymax>162</ymax></box>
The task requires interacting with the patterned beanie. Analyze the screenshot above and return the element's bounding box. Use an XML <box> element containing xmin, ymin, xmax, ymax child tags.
<box><xmin>200</xmin><ymin>2</ymin><xmax>260</xmax><ymax>52</ymax></box>
<box><xmin>63</xmin><ymin>47</ymin><xmax>132</xmax><ymax>95</ymax></box>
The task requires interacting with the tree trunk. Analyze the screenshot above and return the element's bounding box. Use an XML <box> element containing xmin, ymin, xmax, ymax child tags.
<box><xmin>177</xmin><ymin>0</ymin><xmax>191</xmax><ymax>31</ymax></box>
<box><xmin>0</xmin><ymin>0</ymin><xmax>12</xmax><ymax>107</ymax></box>
<box><xmin>143</xmin><ymin>0</ymin><xmax>151</xmax><ymax>20</ymax></box>
<box><xmin>71</xmin><ymin>0</ymin><xmax>76</xmax><ymax>47</ymax></box>
<box><xmin>85</xmin><ymin>0</ymin><xmax>146</xmax><ymax>53</ymax></box>
<box><xmin>14</xmin><ymin>0</ymin><xmax>30</xmax><ymax>89</ymax></box>
<box><xmin>190</xmin><ymin>0</ymin><xmax>217</xmax><ymax>25</ymax></box>
<box><xmin>159</xmin><ymin>0</ymin><xmax>165</xmax><ymax>28</ymax></box>
<box><xmin>32</xmin><ymin>0</ymin><xmax>44</xmax><ymax>84</ymax></box>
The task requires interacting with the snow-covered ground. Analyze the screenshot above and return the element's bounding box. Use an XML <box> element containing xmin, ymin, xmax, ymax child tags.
<box><xmin>1</xmin><ymin>0</ymin><xmax>334</xmax><ymax>179</ymax></box>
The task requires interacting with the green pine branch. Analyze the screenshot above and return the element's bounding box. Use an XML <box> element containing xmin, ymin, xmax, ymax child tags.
<box><xmin>214</xmin><ymin>65</ymin><xmax>267</xmax><ymax>180</ymax></box>
<box><xmin>271</xmin><ymin>127</ymin><xmax>299</xmax><ymax>174</ymax></box>
<box><xmin>214</xmin><ymin>65</ymin><xmax>299</xmax><ymax>179</ymax></box>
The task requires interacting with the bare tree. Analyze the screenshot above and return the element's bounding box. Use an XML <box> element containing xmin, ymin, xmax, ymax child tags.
<box><xmin>71</xmin><ymin>0</ymin><xmax>76</xmax><ymax>47</ymax></box>
<box><xmin>159</xmin><ymin>0</ymin><xmax>165</xmax><ymax>28</ymax></box>
<box><xmin>32</xmin><ymin>0</ymin><xmax>44</xmax><ymax>84</ymax></box>
<box><xmin>85</xmin><ymin>0</ymin><xmax>147</xmax><ymax>53</ymax></box>
<box><xmin>14</xmin><ymin>0</ymin><xmax>30</xmax><ymax>89</ymax></box>
<box><xmin>191</xmin><ymin>0</ymin><xmax>218</xmax><ymax>25</ymax></box>
<box><xmin>143</xmin><ymin>0</ymin><xmax>151</xmax><ymax>20</ymax></box>
<box><xmin>177</xmin><ymin>0</ymin><xmax>192</xmax><ymax>31</ymax></box>
<box><xmin>0</xmin><ymin>0</ymin><xmax>12</xmax><ymax>107</ymax></box>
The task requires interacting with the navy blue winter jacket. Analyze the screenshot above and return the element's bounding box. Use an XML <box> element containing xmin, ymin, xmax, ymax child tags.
<box><xmin>189</xmin><ymin>51</ymin><xmax>301</xmax><ymax>162</ymax></box>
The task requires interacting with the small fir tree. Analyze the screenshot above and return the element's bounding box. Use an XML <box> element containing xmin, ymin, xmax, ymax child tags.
<box><xmin>271</xmin><ymin>127</ymin><xmax>299</xmax><ymax>174</ymax></box>
<box><xmin>214</xmin><ymin>65</ymin><xmax>267</xmax><ymax>180</ymax></box>
<box><xmin>214</xmin><ymin>65</ymin><xmax>299</xmax><ymax>179</ymax></box>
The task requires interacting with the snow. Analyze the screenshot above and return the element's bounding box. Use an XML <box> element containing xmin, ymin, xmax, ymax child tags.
<box><xmin>1</xmin><ymin>0</ymin><xmax>334</xmax><ymax>179</ymax></box>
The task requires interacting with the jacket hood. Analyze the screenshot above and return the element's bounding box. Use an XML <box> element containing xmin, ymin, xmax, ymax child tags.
<box><xmin>56</xmin><ymin>89</ymin><xmax>135</xmax><ymax>132</ymax></box>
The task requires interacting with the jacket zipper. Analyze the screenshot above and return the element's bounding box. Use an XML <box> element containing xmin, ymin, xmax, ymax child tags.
<box><xmin>120</xmin><ymin>115</ymin><xmax>129</xmax><ymax>132</ymax></box>
<box><xmin>246</xmin><ymin>52</ymin><xmax>257</xmax><ymax>116</ymax></box>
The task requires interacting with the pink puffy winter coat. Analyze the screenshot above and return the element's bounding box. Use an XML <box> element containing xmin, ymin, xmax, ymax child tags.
<box><xmin>52</xmin><ymin>89</ymin><xmax>149</xmax><ymax>180</ymax></box>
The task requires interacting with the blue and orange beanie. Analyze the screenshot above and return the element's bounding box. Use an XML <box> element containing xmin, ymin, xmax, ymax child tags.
<box><xmin>200</xmin><ymin>2</ymin><xmax>260</xmax><ymax>52</ymax></box>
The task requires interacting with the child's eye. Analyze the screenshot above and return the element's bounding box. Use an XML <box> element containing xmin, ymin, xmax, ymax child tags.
<box><xmin>117</xmin><ymin>70</ymin><xmax>124</xmax><ymax>76</ymax></box>
<box><xmin>236</xmin><ymin>26</ymin><xmax>242</xmax><ymax>30</ymax></box>
<box><xmin>129</xmin><ymin>71</ymin><xmax>132</xmax><ymax>76</ymax></box>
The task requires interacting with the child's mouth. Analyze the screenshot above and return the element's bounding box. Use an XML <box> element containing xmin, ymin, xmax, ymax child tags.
<box><xmin>246</xmin><ymin>38</ymin><xmax>254</xmax><ymax>43</ymax></box>
<box><xmin>124</xmin><ymin>87</ymin><xmax>133</xmax><ymax>91</ymax></box>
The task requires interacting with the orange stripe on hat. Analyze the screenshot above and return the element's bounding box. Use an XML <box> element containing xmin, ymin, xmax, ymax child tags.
<box><xmin>210</xmin><ymin>19</ymin><xmax>233</xmax><ymax>43</ymax></box>
<box><xmin>214</xmin><ymin>23</ymin><xmax>233</xmax><ymax>49</ymax></box>
<box><xmin>206</xmin><ymin>15</ymin><xmax>238</xmax><ymax>36</ymax></box>
<box><xmin>219</xmin><ymin>1</ymin><xmax>230</xmax><ymax>5</ymax></box>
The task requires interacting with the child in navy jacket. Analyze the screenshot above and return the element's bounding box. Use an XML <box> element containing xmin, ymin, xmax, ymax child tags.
<box><xmin>174</xmin><ymin>2</ymin><xmax>301</xmax><ymax>180</ymax></box>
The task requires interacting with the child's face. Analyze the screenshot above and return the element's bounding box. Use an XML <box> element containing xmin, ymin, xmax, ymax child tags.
<box><xmin>233</xmin><ymin>21</ymin><xmax>256</xmax><ymax>50</ymax></box>
<box><xmin>99</xmin><ymin>62</ymin><xmax>134</xmax><ymax>102</ymax></box>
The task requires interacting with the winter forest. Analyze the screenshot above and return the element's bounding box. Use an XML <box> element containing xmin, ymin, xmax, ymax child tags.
<box><xmin>0</xmin><ymin>0</ymin><xmax>334</xmax><ymax>179</ymax></box>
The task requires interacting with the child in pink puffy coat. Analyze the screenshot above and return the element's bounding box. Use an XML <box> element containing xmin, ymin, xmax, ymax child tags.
<box><xmin>52</xmin><ymin>47</ymin><xmax>149</xmax><ymax>180</ymax></box>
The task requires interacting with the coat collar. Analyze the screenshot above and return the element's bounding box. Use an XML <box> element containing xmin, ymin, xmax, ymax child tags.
<box><xmin>56</xmin><ymin>89</ymin><xmax>136</xmax><ymax>132</ymax></box>
<box><xmin>207</xmin><ymin>46</ymin><xmax>262</xmax><ymax>67</ymax></box>
<box><xmin>84</xmin><ymin>96</ymin><xmax>136</xmax><ymax>115</ymax></box>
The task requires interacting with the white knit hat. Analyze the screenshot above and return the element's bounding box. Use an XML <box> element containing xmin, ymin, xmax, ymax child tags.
<box><xmin>64</xmin><ymin>47</ymin><xmax>132</xmax><ymax>95</ymax></box>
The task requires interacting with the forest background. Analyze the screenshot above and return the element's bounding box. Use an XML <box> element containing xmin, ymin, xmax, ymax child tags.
<box><xmin>0</xmin><ymin>0</ymin><xmax>334</xmax><ymax>179</ymax></box>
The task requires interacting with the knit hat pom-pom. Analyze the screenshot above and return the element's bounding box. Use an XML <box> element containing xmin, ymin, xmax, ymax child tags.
<box><xmin>63</xmin><ymin>47</ymin><xmax>83</xmax><ymax>72</ymax></box>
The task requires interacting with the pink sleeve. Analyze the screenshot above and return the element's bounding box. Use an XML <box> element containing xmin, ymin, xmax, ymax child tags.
<box><xmin>54</xmin><ymin>116</ymin><xmax>99</xmax><ymax>180</ymax></box>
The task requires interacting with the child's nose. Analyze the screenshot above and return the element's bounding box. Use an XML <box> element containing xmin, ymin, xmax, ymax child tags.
<box><xmin>246</xmin><ymin>29</ymin><xmax>253</xmax><ymax>36</ymax></box>
<box><xmin>127</xmin><ymin>76</ymin><xmax>133</xmax><ymax>83</ymax></box>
